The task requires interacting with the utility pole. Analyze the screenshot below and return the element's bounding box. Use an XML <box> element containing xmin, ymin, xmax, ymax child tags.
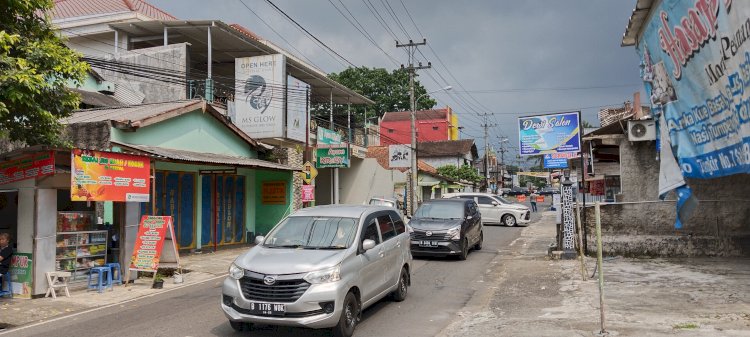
<box><xmin>397</xmin><ymin>38</ymin><xmax>430</xmax><ymax>216</ymax></box>
<box><xmin>498</xmin><ymin>137</ymin><xmax>508</xmax><ymax>189</ymax></box>
<box><xmin>479</xmin><ymin>113</ymin><xmax>497</xmax><ymax>193</ymax></box>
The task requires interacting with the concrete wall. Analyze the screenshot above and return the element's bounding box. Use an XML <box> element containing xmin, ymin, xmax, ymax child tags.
<box><xmin>94</xmin><ymin>43</ymin><xmax>188</xmax><ymax>104</ymax></box>
<box><xmin>619</xmin><ymin>141</ymin><xmax>660</xmax><ymax>202</ymax></box>
<box><xmin>66</xmin><ymin>32</ymin><xmax>128</xmax><ymax>58</ymax></box>
<box><xmin>254</xmin><ymin>170</ymin><xmax>293</xmax><ymax>237</ymax></box>
<box><xmin>339</xmin><ymin>157</ymin><xmax>405</xmax><ymax>204</ymax></box>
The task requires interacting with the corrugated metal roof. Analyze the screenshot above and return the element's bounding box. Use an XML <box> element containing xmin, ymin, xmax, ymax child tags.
<box><xmin>63</xmin><ymin>100</ymin><xmax>200</xmax><ymax>124</ymax></box>
<box><xmin>113</xmin><ymin>142</ymin><xmax>295</xmax><ymax>171</ymax></box>
<box><xmin>418</xmin><ymin>139</ymin><xmax>477</xmax><ymax>158</ymax></box>
<box><xmin>51</xmin><ymin>0</ymin><xmax>177</xmax><ymax>21</ymax></box>
<box><xmin>621</xmin><ymin>0</ymin><xmax>655</xmax><ymax>46</ymax></box>
<box><xmin>71</xmin><ymin>88</ymin><xmax>123</xmax><ymax>107</ymax></box>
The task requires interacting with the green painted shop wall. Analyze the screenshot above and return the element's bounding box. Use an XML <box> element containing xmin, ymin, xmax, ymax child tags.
<box><xmin>254</xmin><ymin>170</ymin><xmax>293</xmax><ymax>237</ymax></box>
<box><xmin>110</xmin><ymin>110</ymin><xmax>258</xmax><ymax>158</ymax></box>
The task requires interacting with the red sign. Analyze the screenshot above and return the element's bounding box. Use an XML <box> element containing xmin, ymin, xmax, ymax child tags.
<box><xmin>536</xmin><ymin>196</ymin><xmax>545</xmax><ymax>203</ymax></box>
<box><xmin>0</xmin><ymin>152</ymin><xmax>54</xmax><ymax>185</ymax></box>
<box><xmin>130</xmin><ymin>216</ymin><xmax>172</xmax><ymax>271</ymax></box>
<box><xmin>301</xmin><ymin>185</ymin><xmax>315</xmax><ymax>202</ymax></box>
<box><xmin>517</xmin><ymin>195</ymin><xmax>527</xmax><ymax>202</ymax></box>
<box><xmin>71</xmin><ymin>149</ymin><xmax>150</xmax><ymax>202</ymax></box>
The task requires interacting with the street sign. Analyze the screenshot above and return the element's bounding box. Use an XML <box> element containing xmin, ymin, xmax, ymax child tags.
<box><xmin>301</xmin><ymin>161</ymin><xmax>318</xmax><ymax>184</ymax></box>
<box><xmin>316</xmin><ymin>146</ymin><xmax>350</xmax><ymax>168</ymax></box>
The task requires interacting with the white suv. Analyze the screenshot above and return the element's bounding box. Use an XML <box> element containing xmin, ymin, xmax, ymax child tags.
<box><xmin>442</xmin><ymin>192</ymin><xmax>531</xmax><ymax>226</ymax></box>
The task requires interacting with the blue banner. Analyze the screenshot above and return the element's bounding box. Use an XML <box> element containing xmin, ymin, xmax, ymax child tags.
<box><xmin>543</xmin><ymin>154</ymin><xmax>569</xmax><ymax>169</ymax></box>
<box><xmin>518</xmin><ymin>112</ymin><xmax>581</xmax><ymax>156</ymax></box>
<box><xmin>637</xmin><ymin>1</ymin><xmax>750</xmax><ymax>178</ymax></box>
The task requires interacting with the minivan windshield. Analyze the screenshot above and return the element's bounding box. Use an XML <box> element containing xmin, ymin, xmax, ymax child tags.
<box><xmin>414</xmin><ymin>202</ymin><xmax>464</xmax><ymax>219</ymax></box>
<box><xmin>264</xmin><ymin>216</ymin><xmax>358</xmax><ymax>249</ymax></box>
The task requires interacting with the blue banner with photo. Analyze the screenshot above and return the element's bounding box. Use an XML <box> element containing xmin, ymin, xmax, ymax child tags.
<box><xmin>518</xmin><ymin>112</ymin><xmax>581</xmax><ymax>156</ymax></box>
<box><xmin>637</xmin><ymin>1</ymin><xmax>750</xmax><ymax>178</ymax></box>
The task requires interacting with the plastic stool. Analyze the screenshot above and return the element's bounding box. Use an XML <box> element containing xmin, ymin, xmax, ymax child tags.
<box><xmin>105</xmin><ymin>263</ymin><xmax>122</xmax><ymax>286</ymax></box>
<box><xmin>0</xmin><ymin>271</ymin><xmax>12</xmax><ymax>298</ymax></box>
<box><xmin>87</xmin><ymin>267</ymin><xmax>113</xmax><ymax>293</ymax></box>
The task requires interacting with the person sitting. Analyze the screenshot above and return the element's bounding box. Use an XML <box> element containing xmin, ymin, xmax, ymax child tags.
<box><xmin>0</xmin><ymin>233</ymin><xmax>13</xmax><ymax>289</ymax></box>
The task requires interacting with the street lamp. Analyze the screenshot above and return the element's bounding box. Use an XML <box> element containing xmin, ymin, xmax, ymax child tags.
<box><xmin>409</xmin><ymin>85</ymin><xmax>452</xmax><ymax>215</ymax></box>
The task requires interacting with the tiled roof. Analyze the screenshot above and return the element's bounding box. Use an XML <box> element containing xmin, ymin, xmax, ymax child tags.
<box><xmin>382</xmin><ymin>108</ymin><xmax>449</xmax><ymax>122</ymax></box>
<box><xmin>71</xmin><ymin>88</ymin><xmax>123</xmax><ymax>107</ymax></box>
<box><xmin>417</xmin><ymin>139</ymin><xmax>476</xmax><ymax>158</ymax></box>
<box><xmin>51</xmin><ymin>0</ymin><xmax>177</xmax><ymax>21</ymax></box>
<box><xmin>367</xmin><ymin>146</ymin><xmax>437</xmax><ymax>174</ymax></box>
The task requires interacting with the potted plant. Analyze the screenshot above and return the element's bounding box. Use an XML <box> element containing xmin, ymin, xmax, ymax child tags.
<box><xmin>152</xmin><ymin>273</ymin><xmax>164</xmax><ymax>289</ymax></box>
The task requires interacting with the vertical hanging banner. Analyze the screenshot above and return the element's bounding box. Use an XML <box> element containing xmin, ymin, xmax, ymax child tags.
<box><xmin>287</xmin><ymin>75</ymin><xmax>310</xmax><ymax>143</ymax></box>
<box><xmin>129</xmin><ymin>216</ymin><xmax>177</xmax><ymax>271</ymax></box>
<box><xmin>636</xmin><ymin>2</ymin><xmax>750</xmax><ymax>178</ymax></box>
<box><xmin>301</xmin><ymin>185</ymin><xmax>315</xmax><ymax>202</ymax></box>
<box><xmin>0</xmin><ymin>152</ymin><xmax>54</xmax><ymax>185</ymax></box>
<box><xmin>518</xmin><ymin>112</ymin><xmax>581</xmax><ymax>156</ymax></box>
<box><xmin>71</xmin><ymin>149</ymin><xmax>150</xmax><ymax>202</ymax></box>
<box><xmin>233</xmin><ymin>54</ymin><xmax>286</xmax><ymax>139</ymax></box>
<box><xmin>9</xmin><ymin>253</ymin><xmax>32</xmax><ymax>299</ymax></box>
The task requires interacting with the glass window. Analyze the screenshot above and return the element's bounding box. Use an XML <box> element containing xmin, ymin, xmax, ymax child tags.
<box><xmin>362</xmin><ymin>220</ymin><xmax>381</xmax><ymax>244</ymax></box>
<box><xmin>392</xmin><ymin>213</ymin><xmax>406</xmax><ymax>234</ymax></box>
<box><xmin>264</xmin><ymin>216</ymin><xmax>357</xmax><ymax>249</ymax></box>
<box><xmin>477</xmin><ymin>196</ymin><xmax>495</xmax><ymax>205</ymax></box>
<box><xmin>377</xmin><ymin>214</ymin><xmax>397</xmax><ymax>241</ymax></box>
<box><xmin>414</xmin><ymin>202</ymin><xmax>465</xmax><ymax>219</ymax></box>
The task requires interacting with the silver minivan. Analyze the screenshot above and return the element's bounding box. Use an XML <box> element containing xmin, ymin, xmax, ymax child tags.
<box><xmin>221</xmin><ymin>205</ymin><xmax>412</xmax><ymax>337</ymax></box>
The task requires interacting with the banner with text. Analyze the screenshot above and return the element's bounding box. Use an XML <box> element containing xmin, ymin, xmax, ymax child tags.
<box><xmin>129</xmin><ymin>216</ymin><xmax>172</xmax><ymax>271</ymax></box>
<box><xmin>9</xmin><ymin>253</ymin><xmax>32</xmax><ymax>299</ymax></box>
<box><xmin>71</xmin><ymin>149</ymin><xmax>150</xmax><ymax>202</ymax></box>
<box><xmin>262</xmin><ymin>181</ymin><xmax>287</xmax><ymax>205</ymax></box>
<box><xmin>301</xmin><ymin>185</ymin><xmax>315</xmax><ymax>202</ymax></box>
<box><xmin>233</xmin><ymin>54</ymin><xmax>286</xmax><ymax>139</ymax></box>
<box><xmin>317</xmin><ymin>126</ymin><xmax>342</xmax><ymax>145</ymax></box>
<box><xmin>637</xmin><ymin>2</ymin><xmax>750</xmax><ymax>178</ymax></box>
<box><xmin>518</xmin><ymin>112</ymin><xmax>581</xmax><ymax>156</ymax></box>
<box><xmin>0</xmin><ymin>152</ymin><xmax>54</xmax><ymax>185</ymax></box>
<box><xmin>316</xmin><ymin>146</ymin><xmax>350</xmax><ymax>168</ymax></box>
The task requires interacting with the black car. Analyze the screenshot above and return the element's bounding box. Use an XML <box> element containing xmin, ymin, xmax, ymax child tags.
<box><xmin>503</xmin><ymin>187</ymin><xmax>529</xmax><ymax>197</ymax></box>
<box><xmin>407</xmin><ymin>199</ymin><xmax>483</xmax><ymax>260</ymax></box>
<box><xmin>538</xmin><ymin>187</ymin><xmax>560</xmax><ymax>196</ymax></box>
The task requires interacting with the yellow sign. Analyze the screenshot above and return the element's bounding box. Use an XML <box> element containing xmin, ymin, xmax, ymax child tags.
<box><xmin>261</xmin><ymin>181</ymin><xmax>287</xmax><ymax>205</ymax></box>
<box><xmin>300</xmin><ymin>161</ymin><xmax>318</xmax><ymax>184</ymax></box>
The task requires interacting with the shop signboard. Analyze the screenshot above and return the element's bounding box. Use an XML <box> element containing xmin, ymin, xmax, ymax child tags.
<box><xmin>71</xmin><ymin>149</ymin><xmax>150</xmax><ymax>202</ymax></box>
<box><xmin>233</xmin><ymin>54</ymin><xmax>286</xmax><ymax>139</ymax></box>
<box><xmin>518</xmin><ymin>112</ymin><xmax>581</xmax><ymax>156</ymax></box>
<box><xmin>543</xmin><ymin>154</ymin><xmax>569</xmax><ymax>169</ymax></box>
<box><xmin>388</xmin><ymin>144</ymin><xmax>411</xmax><ymax>168</ymax></box>
<box><xmin>301</xmin><ymin>185</ymin><xmax>315</xmax><ymax>202</ymax></box>
<box><xmin>0</xmin><ymin>151</ymin><xmax>54</xmax><ymax>185</ymax></box>
<box><xmin>316</xmin><ymin>146</ymin><xmax>350</xmax><ymax>168</ymax></box>
<box><xmin>129</xmin><ymin>216</ymin><xmax>174</xmax><ymax>271</ymax></box>
<box><xmin>9</xmin><ymin>253</ymin><xmax>32</xmax><ymax>299</ymax></box>
<box><xmin>262</xmin><ymin>181</ymin><xmax>287</xmax><ymax>205</ymax></box>
<box><xmin>317</xmin><ymin>126</ymin><xmax>342</xmax><ymax>145</ymax></box>
<box><xmin>635</xmin><ymin>2</ymin><xmax>750</xmax><ymax>179</ymax></box>
<box><xmin>287</xmin><ymin>75</ymin><xmax>310</xmax><ymax>143</ymax></box>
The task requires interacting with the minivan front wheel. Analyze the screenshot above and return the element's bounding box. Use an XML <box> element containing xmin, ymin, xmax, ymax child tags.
<box><xmin>392</xmin><ymin>267</ymin><xmax>409</xmax><ymax>302</ymax></box>
<box><xmin>333</xmin><ymin>291</ymin><xmax>360</xmax><ymax>337</ymax></box>
<box><xmin>458</xmin><ymin>238</ymin><xmax>469</xmax><ymax>260</ymax></box>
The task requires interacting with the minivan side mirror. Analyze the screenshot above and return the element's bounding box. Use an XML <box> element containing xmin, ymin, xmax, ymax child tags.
<box><xmin>254</xmin><ymin>236</ymin><xmax>265</xmax><ymax>245</ymax></box>
<box><xmin>362</xmin><ymin>239</ymin><xmax>376</xmax><ymax>251</ymax></box>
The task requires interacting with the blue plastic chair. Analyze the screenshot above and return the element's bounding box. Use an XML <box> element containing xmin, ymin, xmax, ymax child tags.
<box><xmin>87</xmin><ymin>267</ymin><xmax>112</xmax><ymax>293</ymax></box>
<box><xmin>0</xmin><ymin>271</ymin><xmax>12</xmax><ymax>298</ymax></box>
<box><xmin>105</xmin><ymin>263</ymin><xmax>122</xmax><ymax>286</ymax></box>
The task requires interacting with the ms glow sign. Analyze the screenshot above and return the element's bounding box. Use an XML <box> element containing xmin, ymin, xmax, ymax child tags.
<box><xmin>233</xmin><ymin>54</ymin><xmax>286</xmax><ymax>139</ymax></box>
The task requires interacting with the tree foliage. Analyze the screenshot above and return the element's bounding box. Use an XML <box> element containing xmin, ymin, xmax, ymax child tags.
<box><xmin>436</xmin><ymin>164</ymin><xmax>482</xmax><ymax>184</ymax></box>
<box><xmin>313</xmin><ymin>67</ymin><xmax>437</xmax><ymax>128</ymax></box>
<box><xmin>0</xmin><ymin>0</ymin><xmax>89</xmax><ymax>146</ymax></box>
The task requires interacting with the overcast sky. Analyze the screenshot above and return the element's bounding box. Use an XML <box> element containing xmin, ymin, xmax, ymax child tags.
<box><xmin>151</xmin><ymin>0</ymin><xmax>642</xmax><ymax>165</ymax></box>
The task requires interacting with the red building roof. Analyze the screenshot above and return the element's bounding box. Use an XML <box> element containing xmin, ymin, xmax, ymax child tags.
<box><xmin>381</xmin><ymin>108</ymin><xmax>449</xmax><ymax>122</ymax></box>
<box><xmin>51</xmin><ymin>0</ymin><xmax>177</xmax><ymax>21</ymax></box>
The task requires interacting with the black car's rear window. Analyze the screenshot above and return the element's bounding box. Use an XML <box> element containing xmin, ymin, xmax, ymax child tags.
<box><xmin>414</xmin><ymin>202</ymin><xmax>464</xmax><ymax>219</ymax></box>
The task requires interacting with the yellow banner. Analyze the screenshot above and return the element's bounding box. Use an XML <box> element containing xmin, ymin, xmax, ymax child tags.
<box><xmin>517</xmin><ymin>172</ymin><xmax>550</xmax><ymax>178</ymax></box>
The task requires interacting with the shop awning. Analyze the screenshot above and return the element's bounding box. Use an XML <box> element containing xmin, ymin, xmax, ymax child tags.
<box><xmin>112</xmin><ymin>141</ymin><xmax>296</xmax><ymax>171</ymax></box>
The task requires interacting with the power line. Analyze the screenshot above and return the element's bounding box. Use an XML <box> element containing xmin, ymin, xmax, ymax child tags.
<box><xmin>263</xmin><ymin>0</ymin><xmax>356</xmax><ymax>67</ymax></box>
<box><xmin>326</xmin><ymin>0</ymin><xmax>400</xmax><ymax>66</ymax></box>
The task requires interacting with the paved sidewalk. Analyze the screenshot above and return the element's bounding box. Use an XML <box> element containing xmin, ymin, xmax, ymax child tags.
<box><xmin>0</xmin><ymin>246</ymin><xmax>248</xmax><ymax>331</ymax></box>
<box><xmin>439</xmin><ymin>212</ymin><xmax>750</xmax><ymax>337</ymax></box>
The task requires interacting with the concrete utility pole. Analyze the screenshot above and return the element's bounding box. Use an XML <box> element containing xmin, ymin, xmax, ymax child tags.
<box><xmin>498</xmin><ymin>137</ymin><xmax>509</xmax><ymax>189</ymax></box>
<box><xmin>397</xmin><ymin>39</ymin><xmax>430</xmax><ymax>216</ymax></box>
<box><xmin>479</xmin><ymin>113</ymin><xmax>497</xmax><ymax>192</ymax></box>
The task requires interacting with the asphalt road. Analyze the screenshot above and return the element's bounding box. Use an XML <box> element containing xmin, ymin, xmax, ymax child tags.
<box><xmin>11</xmin><ymin>208</ymin><xmax>546</xmax><ymax>337</ymax></box>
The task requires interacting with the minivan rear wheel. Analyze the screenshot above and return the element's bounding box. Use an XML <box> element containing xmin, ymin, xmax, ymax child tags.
<box><xmin>333</xmin><ymin>291</ymin><xmax>360</xmax><ymax>337</ymax></box>
<box><xmin>503</xmin><ymin>214</ymin><xmax>517</xmax><ymax>227</ymax></box>
<box><xmin>458</xmin><ymin>238</ymin><xmax>469</xmax><ymax>260</ymax></box>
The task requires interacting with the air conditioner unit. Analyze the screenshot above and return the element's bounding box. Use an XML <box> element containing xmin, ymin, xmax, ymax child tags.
<box><xmin>628</xmin><ymin>120</ymin><xmax>656</xmax><ymax>141</ymax></box>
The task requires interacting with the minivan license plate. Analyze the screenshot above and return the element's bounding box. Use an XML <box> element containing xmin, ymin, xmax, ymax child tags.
<box><xmin>418</xmin><ymin>240</ymin><xmax>438</xmax><ymax>247</ymax></box>
<box><xmin>248</xmin><ymin>302</ymin><xmax>285</xmax><ymax>316</ymax></box>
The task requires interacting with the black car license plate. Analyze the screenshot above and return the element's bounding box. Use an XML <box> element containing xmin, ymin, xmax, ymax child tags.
<box><xmin>248</xmin><ymin>302</ymin><xmax>286</xmax><ymax>316</ymax></box>
<box><xmin>418</xmin><ymin>240</ymin><xmax>438</xmax><ymax>247</ymax></box>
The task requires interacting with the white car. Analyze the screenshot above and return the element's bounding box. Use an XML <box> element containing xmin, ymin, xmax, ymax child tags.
<box><xmin>442</xmin><ymin>192</ymin><xmax>531</xmax><ymax>226</ymax></box>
